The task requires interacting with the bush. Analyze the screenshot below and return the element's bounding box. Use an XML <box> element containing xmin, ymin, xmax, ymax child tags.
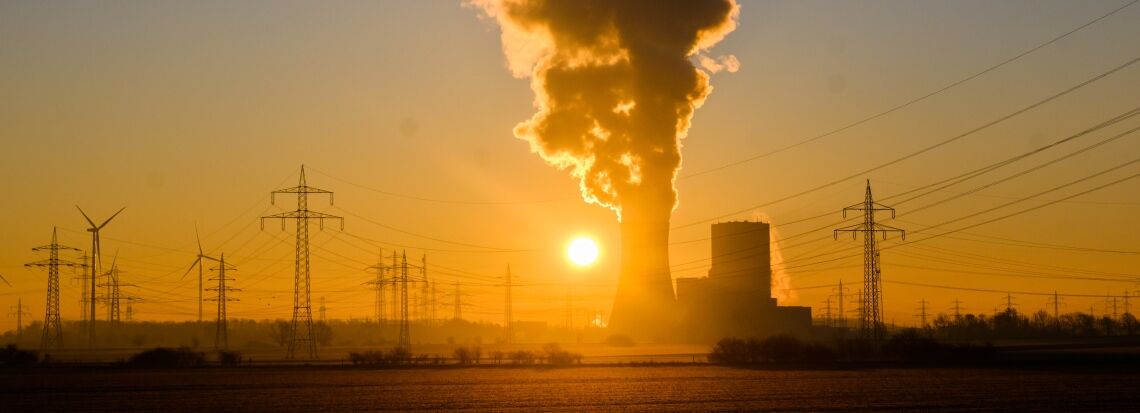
<box><xmin>348</xmin><ymin>347</ymin><xmax>415</xmax><ymax>366</ymax></box>
<box><xmin>454</xmin><ymin>346</ymin><xmax>472</xmax><ymax>364</ymax></box>
<box><xmin>882</xmin><ymin>329</ymin><xmax>995</xmax><ymax>362</ymax></box>
<box><xmin>709</xmin><ymin>337</ymin><xmax>753</xmax><ymax>364</ymax></box>
<box><xmin>0</xmin><ymin>344</ymin><xmax>38</xmax><ymax>367</ymax></box>
<box><xmin>218</xmin><ymin>350</ymin><xmax>243</xmax><ymax>366</ymax></box>
<box><xmin>708</xmin><ymin>335</ymin><xmax>834</xmax><ymax>365</ymax></box>
<box><xmin>542</xmin><ymin>343</ymin><xmax>583</xmax><ymax>365</ymax></box>
<box><xmin>128</xmin><ymin>347</ymin><xmax>205</xmax><ymax>368</ymax></box>
<box><xmin>507</xmin><ymin>350</ymin><xmax>538</xmax><ymax>364</ymax></box>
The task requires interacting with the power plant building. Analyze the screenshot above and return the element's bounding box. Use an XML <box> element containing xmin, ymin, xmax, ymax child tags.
<box><xmin>676</xmin><ymin>221</ymin><xmax>811</xmax><ymax>342</ymax></box>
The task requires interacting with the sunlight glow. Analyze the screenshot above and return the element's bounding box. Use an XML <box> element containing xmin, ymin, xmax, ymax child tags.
<box><xmin>567</xmin><ymin>237</ymin><xmax>599</xmax><ymax>266</ymax></box>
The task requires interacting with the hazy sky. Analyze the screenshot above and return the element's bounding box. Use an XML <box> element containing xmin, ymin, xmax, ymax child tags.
<box><xmin>2</xmin><ymin>0</ymin><xmax>1138</xmax><ymax>333</ymax></box>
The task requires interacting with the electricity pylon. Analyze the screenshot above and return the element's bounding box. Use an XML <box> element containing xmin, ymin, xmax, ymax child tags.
<box><xmin>77</xmin><ymin>206</ymin><xmax>124</xmax><ymax>345</ymax></box>
<box><xmin>72</xmin><ymin>252</ymin><xmax>89</xmax><ymax>325</ymax></box>
<box><xmin>9</xmin><ymin>299</ymin><xmax>31</xmax><ymax>339</ymax></box>
<box><xmin>504</xmin><ymin>265</ymin><xmax>514</xmax><ymax>344</ymax></box>
<box><xmin>821</xmin><ymin>296</ymin><xmax>833</xmax><ymax>327</ymax></box>
<box><xmin>834</xmin><ymin>180</ymin><xmax>904</xmax><ymax>341</ymax></box>
<box><xmin>453</xmin><ymin>282</ymin><xmax>462</xmax><ymax>321</ymax></box>
<box><xmin>180</xmin><ymin>225</ymin><xmax>216</xmax><ymax>323</ymax></box>
<box><xmin>419</xmin><ymin>255</ymin><xmax>430</xmax><ymax>325</ymax></box>
<box><xmin>261</xmin><ymin>165</ymin><xmax>343</xmax><ymax>359</ymax></box>
<box><xmin>915</xmin><ymin>299</ymin><xmax>929</xmax><ymax>328</ymax></box>
<box><xmin>124</xmin><ymin>296</ymin><xmax>141</xmax><ymax>321</ymax></box>
<box><xmin>397</xmin><ymin>251</ymin><xmax>411</xmax><ymax>350</ymax></box>
<box><xmin>103</xmin><ymin>255</ymin><xmax>123</xmax><ymax>327</ymax></box>
<box><xmin>365</xmin><ymin>250</ymin><xmax>388</xmax><ymax>334</ymax></box>
<box><xmin>952</xmin><ymin>299</ymin><xmax>964</xmax><ymax>320</ymax></box>
<box><xmin>25</xmin><ymin>227</ymin><xmax>83</xmax><ymax>350</ymax></box>
<box><xmin>391</xmin><ymin>252</ymin><xmax>427</xmax><ymax>350</ymax></box>
<box><xmin>205</xmin><ymin>254</ymin><xmax>239</xmax><ymax>349</ymax></box>
<box><xmin>833</xmin><ymin>280</ymin><xmax>850</xmax><ymax>329</ymax></box>
<box><xmin>96</xmin><ymin>252</ymin><xmax>130</xmax><ymax>329</ymax></box>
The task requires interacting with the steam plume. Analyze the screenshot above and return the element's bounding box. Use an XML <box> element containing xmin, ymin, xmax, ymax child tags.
<box><xmin>471</xmin><ymin>0</ymin><xmax>740</xmax><ymax>220</ymax></box>
<box><xmin>473</xmin><ymin>0</ymin><xmax>740</xmax><ymax>340</ymax></box>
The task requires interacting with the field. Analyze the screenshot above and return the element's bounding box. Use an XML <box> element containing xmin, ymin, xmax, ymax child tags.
<box><xmin>3</xmin><ymin>365</ymin><xmax>1138</xmax><ymax>412</ymax></box>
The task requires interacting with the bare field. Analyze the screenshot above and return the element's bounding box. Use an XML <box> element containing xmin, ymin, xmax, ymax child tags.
<box><xmin>3</xmin><ymin>365</ymin><xmax>1138</xmax><ymax>412</ymax></box>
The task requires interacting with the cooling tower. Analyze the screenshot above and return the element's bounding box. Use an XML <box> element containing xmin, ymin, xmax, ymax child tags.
<box><xmin>608</xmin><ymin>214</ymin><xmax>677</xmax><ymax>341</ymax></box>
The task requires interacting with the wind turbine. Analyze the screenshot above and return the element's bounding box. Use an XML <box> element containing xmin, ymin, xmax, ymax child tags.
<box><xmin>182</xmin><ymin>224</ymin><xmax>218</xmax><ymax>323</ymax></box>
<box><xmin>77</xmin><ymin>205</ymin><xmax>124</xmax><ymax>345</ymax></box>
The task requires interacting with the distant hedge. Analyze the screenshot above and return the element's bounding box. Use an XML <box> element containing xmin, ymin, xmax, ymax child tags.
<box><xmin>128</xmin><ymin>347</ymin><xmax>205</xmax><ymax>368</ymax></box>
<box><xmin>709</xmin><ymin>336</ymin><xmax>833</xmax><ymax>364</ymax></box>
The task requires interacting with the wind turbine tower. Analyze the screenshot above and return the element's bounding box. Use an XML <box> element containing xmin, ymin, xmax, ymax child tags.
<box><xmin>77</xmin><ymin>206</ymin><xmax>124</xmax><ymax>345</ymax></box>
<box><xmin>261</xmin><ymin>166</ymin><xmax>343</xmax><ymax>359</ymax></box>
<box><xmin>181</xmin><ymin>225</ymin><xmax>217</xmax><ymax>323</ymax></box>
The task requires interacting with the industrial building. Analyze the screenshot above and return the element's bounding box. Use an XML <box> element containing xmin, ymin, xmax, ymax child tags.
<box><xmin>676</xmin><ymin>221</ymin><xmax>812</xmax><ymax>342</ymax></box>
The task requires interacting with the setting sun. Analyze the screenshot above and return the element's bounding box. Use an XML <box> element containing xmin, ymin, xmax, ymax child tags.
<box><xmin>567</xmin><ymin>237</ymin><xmax>599</xmax><ymax>266</ymax></box>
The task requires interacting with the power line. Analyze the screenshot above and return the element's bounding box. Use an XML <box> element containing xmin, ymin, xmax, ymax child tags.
<box><xmin>673</xmin><ymin>54</ymin><xmax>1140</xmax><ymax>229</ymax></box>
<box><xmin>885</xmin><ymin>279</ymin><xmax>1135</xmax><ymax>299</ymax></box>
<box><xmin>307</xmin><ymin>166</ymin><xmax>572</xmax><ymax>205</ymax></box>
<box><xmin>678</xmin><ymin>0</ymin><xmax>1139</xmax><ymax>180</ymax></box>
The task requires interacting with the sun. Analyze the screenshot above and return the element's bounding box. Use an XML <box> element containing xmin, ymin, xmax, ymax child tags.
<box><xmin>567</xmin><ymin>237</ymin><xmax>599</xmax><ymax>266</ymax></box>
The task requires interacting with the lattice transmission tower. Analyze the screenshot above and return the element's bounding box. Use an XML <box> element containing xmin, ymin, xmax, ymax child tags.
<box><xmin>261</xmin><ymin>165</ymin><xmax>343</xmax><ymax>359</ymax></box>
<box><xmin>834</xmin><ymin>180</ymin><xmax>904</xmax><ymax>340</ymax></box>
<box><xmin>9</xmin><ymin>299</ymin><xmax>31</xmax><ymax>339</ymax></box>
<box><xmin>365</xmin><ymin>250</ymin><xmax>389</xmax><ymax>336</ymax></box>
<box><xmin>25</xmin><ymin>227</ymin><xmax>83</xmax><ymax>350</ymax></box>
<box><xmin>97</xmin><ymin>254</ymin><xmax>128</xmax><ymax>329</ymax></box>
<box><xmin>206</xmin><ymin>254</ymin><xmax>239</xmax><ymax>349</ymax></box>
<box><xmin>504</xmin><ymin>265</ymin><xmax>514</xmax><ymax>344</ymax></box>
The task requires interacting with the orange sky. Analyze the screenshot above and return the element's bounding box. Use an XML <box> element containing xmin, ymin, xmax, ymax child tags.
<box><xmin>1</xmin><ymin>0</ymin><xmax>1139</xmax><ymax>333</ymax></box>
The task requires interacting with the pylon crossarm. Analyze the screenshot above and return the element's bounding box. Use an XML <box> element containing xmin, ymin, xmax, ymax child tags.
<box><xmin>272</xmin><ymin>185</ymin><xmax>334</xmax><ymax>195</ymax></box>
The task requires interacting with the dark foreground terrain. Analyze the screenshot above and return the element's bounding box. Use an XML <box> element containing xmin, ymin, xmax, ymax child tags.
<box><xmin>2</xmin><ymin>365</ymin><xmax>1139</xmax><ymax>412</ymax></box>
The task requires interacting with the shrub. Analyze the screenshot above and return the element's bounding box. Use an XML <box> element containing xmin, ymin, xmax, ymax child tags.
<box><xmin>128</xmin><ymin>347</ymin><xmax>205</xmax><ymax>368</ymax></box>
<box><xmin>542</xmin><ymin>343</ymin><xmax>583</xmax><ymax>365</ymax></box>
<box><xmin>348</xmin><ymin>347</ymin><xmax>417</xmax><ymax>366</ymax></box>
<box><xmin>709</xmin><ymin>335</ymin><xmax>834</xmax><ymax>364</ymax></box>
<box><xmin>0</xmin><ymin>344</ymin><xmax>38</xmax><ymax>367</ymax></box>
<box><xmin>454</xmin><ymin>346</ymin><xmax>473</xmax><ymax>365</ymax></box>
<box><xmin>708</xmin><ymin>337</ymin><xmax>753</xmax><ymax>364</ymax></box>
<box><xmin>507</xmin><ymin>350</ymin><xmax>538</xmax><ymax>364</ymax></box>
<box><xmin>218</xmin><ymin>350</ymin><xmax>243</xmax><ymax>366</ymax></box>
<box><xmin>882</xmin><ymin>329</ymin><xmax>995</xmax><ymax>362</ymax></box>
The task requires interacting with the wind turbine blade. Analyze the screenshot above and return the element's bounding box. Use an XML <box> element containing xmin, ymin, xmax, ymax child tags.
<box><xmin>97</xmin><ymin>207</ymin><xmax>126</xmax><ymax>230</ymax></box>
<box><xmin>76</xmin><ymin>205</ymin><xmax>97</xmax><ymax>228</ymax></box>
<box><xmin>0</xmin><ymin>274</ymin><xmax>10</xmax><ymax>287</ymax></box>
<box><xmin>180</xmin><ymin>258</ymin><xmax>200</xmax><ymax>281</ymax></box>
<box><xmin>195</xmin><ymin>222</ymin><xmax>203</xmax><ymax>255</ymax></box>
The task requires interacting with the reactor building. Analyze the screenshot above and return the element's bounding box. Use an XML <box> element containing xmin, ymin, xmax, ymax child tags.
<box><xmin>675</xmin><ymin>221</ymin><xmax>812</xmax><ymax>342</ymax></box>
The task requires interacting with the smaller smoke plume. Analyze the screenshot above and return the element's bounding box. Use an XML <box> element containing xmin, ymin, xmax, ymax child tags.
<box><xmin>753</xmin><ymin>211</ymin><xmax>797</xmax><ymax>304</ymax></box>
